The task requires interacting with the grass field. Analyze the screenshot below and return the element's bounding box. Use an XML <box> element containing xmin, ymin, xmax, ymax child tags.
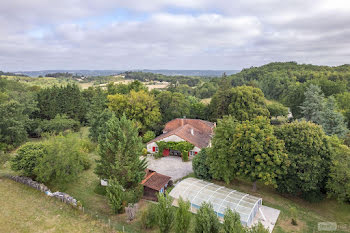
<box><xmin>2</xmin><ymin>128</ymin><xmax>350</xmax><ymax>233</ymax></box>
<box><xmin>0</xmin><ymin>178</ymin><xmax>113</xmax><ymax>233</ymax></box>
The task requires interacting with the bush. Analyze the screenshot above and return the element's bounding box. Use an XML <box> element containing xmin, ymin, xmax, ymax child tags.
<box><xmin>142</xmin><ymin>148</ymin><xmax>148</xmax><ymax>156</ymax></box>
<box><xmin>0</xmin><ymin>151</ymin><xmax>10</xmax><ymax>167</ymax></box>
<box><xmin>141</xmin><ymin>204</ymin><xmax>158</xmax><ymax>229</ymax></box>
<box><xmin>223</xmin><ymin>208</ymin><xmax>245</xmax><ymax>233</ymax></box>
<box><xmin>192</xmin><ymin>148</ymin><xmax>212</xmax><ymax>180</ymax></box>
<box><xmin>11</xmin><ymin>142</ymin><xmax>46</xmax><ymax>178</ymax></box>
<box><xmin>94</xmin><ymin>184</ymin><xmax>107</xmax><ymax>196</ymax></box>
<box><xmin>106</xmin><ymin>178</ymin><xmax>125</xmax><ymax>214</ymax></box>
<box><xmin>182</xmin><ymin>151</ymin><xmax>189</xmax><ymax>162</ymax></box>
<box><xmin>194</xmin><ymin>202</ymin><xmax>220</xmax><ymax>233</ymax></box>
<box><xmin>143</xmin><ymin>131</ymin><xmax>156</xmax><ymax>143</ymax></box>
<box><xmin>39</xmin><ymin>114</ymin><xmax>80</xmax><ymax>135</ymax></box>
<box><xmin>175</xmin><ymin>197</ymin><xmax>191</xmax><ymax>233</ymax></box>
<box><xmin>80</xmin><ymin>138</ymin><xmax>95</xmax><ymax>153</ymax></box>
<box><xmin>34</xmin><ymin>133</ymin><xmax>90</xmax><ymax>188</ymax></box>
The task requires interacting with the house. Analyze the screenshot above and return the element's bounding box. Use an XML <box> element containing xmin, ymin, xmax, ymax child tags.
<box><xmin>146</xmin><ymin>118</ymin><xmax>215</xmax><ymax>157</ymax></box>
<box><xmin>141</xmin><ymin>169</ymin><xmax>171</xmax><ymax>201</ymax></box>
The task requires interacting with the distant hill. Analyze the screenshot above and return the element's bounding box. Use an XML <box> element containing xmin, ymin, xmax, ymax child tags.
<box><xmin>14</xmin><ymin>69</ymin><xmax>239</xmax><ymax>77</ymax></box>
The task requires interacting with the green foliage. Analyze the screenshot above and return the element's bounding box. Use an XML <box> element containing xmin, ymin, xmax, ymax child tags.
<box><xmin>326</xmin><ymin>138</ymin><xmax>350</xmax><ymax>202</ymax></box>
<box><xmin>156</xmin><ymin>91</ymin><xmax>190</xmax><ymax>123</ymax></box>
<box><xmin>11</xmin><ymin>142</ymin><xmax>46</xmax><ymax>178</ymax></box>
<box><xmin>156</xmin><ymin>141</ymin><xmax>194</xmax><ymax>162</ymax></box>
<box><xmin>223</xmin><ymin>208</ymin><xmax>245</xmax><ymax>233</ymax></box>
<box><xmin>140</xmin><ymin>204</ymin><xmax>158</xmax><ymax>230</ymax></box>
<box><xmin>320</xmin><ymin>97</ymin><xmax>348</xmax><ymax>137</ymax></box>
<box><xmin>274</xmin><ymin>121</ymin><xmax>332</xmax><ymax>198</ymax></box>
<box><xmin>174</xmin><ymin>197</ymin><xmax>191</xmax><ymax>233</ymax></box>
<box><xmin>248</xmin><ymin>222</ymin><xmax>269</xmax><ymax>233</ymax></box>
<box><xmin>38</xmin><ymin>114</ymin><xmax>80</xmax><ymax>135</ymax></box>
<box><xmin>107</xmin><ymin>90</ymin><xmax>161</xmax><ymax>133</ymax></box>
<box><xmin>86</xmin><ymin>87</ymin><xmax>107</xmax><ymax>127</ymax></box>
<box><xmin>34</xmin><ymin>133</ymin><xmax>90</xmax><ymax>188</ymax></box>
<box><xmin>156</xmin><ymin>192</ymin><xmax>174</xmax><ymax>233</ymax></box>
<box><xmin>335</xmin><ymin>92</ymin><xmax>350</xmax><ymax>128</ymax></box>
<box><xmin>192</xmin><ymin>148</ymin><xmax>212</xmax><ymax>180</ymax></box>
<box><xmin>267</xmin><ymin>101</ymin><xmax>288</xmax><ymax>118</ymax></box>
<box><xmin>89</xmin><ymin>109</ymin><xmax>114</xmax><ymax>142</ymax></box>
<box><xmin>208</xmin><ymin>116</ymin><xmax>287</xmax><ymax>188</ymax></box>
<box><xmin>95</xmin><ymin>115</ymin><xmax>146</xmax><ymax>189</ymax></box>
<box><xmin>209</xmin><ymin>86</ymin><xmax>269</xmax><ymax>121</ymax></box>
<box><xmin>106</xmin><ymin>178</ymin><xmax>125</xmax><ymax>214</ymax></box>
<box><xmin>300</xmin><ymin>84</ymin><xmax>325</xmax><ymax>124</ymax></box>
<box><xmin>194</xmin><ymin>202</ymin><xmax>220</xmax><ymax>233</ymax></box>
<box><xmin>208</xmin><ymin>116</ymin><xmax>238</xmax><ymax>183</ymax></box>
<box><xmin>36</xmin><ymin>83</ymin><xmax>87</xmax><ymax>122</ymax></box>
<box><xmin>143</xmin><ymin>131</ymin><xmax>156</xmax><ymax>143</ymax></box>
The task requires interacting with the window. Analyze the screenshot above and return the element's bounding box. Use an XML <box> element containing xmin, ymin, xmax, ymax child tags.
<box><xmin>155</xmin><ymin>147</ymin><xmax>159</xmax><ymax>152</ymax></box>
<box><xmin>152</xmin><ymin>146</ymin><xmax>159</xmax><ymax>152</ymax></box>
<box><xmin>189</xmin><ymin>151</ymin><xmax>195</xmax><ymax>156</ymax></box>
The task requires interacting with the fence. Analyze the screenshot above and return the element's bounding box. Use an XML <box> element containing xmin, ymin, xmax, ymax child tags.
<box><xmin>2</xmin><ymin>174</ymin><xmax>142</xmax><ymax>233</ymax></box>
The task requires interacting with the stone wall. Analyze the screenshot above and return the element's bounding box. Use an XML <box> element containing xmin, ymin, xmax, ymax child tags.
<box><xmin>5</xmin><ymin>175</ymin><xmax>78</xmax><ymax>207</ymax></box>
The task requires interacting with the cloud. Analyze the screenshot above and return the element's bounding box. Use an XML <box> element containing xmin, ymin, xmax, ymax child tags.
<box><xmin>1</xmin><ymin>0</ymin><xmax>350</xmax><ymax>70</ymax></box>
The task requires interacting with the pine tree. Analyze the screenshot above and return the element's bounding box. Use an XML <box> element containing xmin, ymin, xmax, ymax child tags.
<box><xmin>175</xmin><ymin>197</ymin><xmax>191</xmax><ymax>233</ymax></box>
<box><xmin>300</xmin><ymin>84</ymin><xmax>325</xmax><ymax>124</ymax></box>
<box><xmin>95</xmin><ymin>114</ymin><xmax>146</xmax><ymax>189</ymax></box>
<box><xmin>156</xmin><ymin>192</ymin><xmax>174</xmax><ymax>233</ymax></box>
<box><xmin>194</xmin><ymin>202</ymin><xmax>220</xmax><ymax>233</ymax></box>
<box><xmin>223</xmin><ymin>209</ymin><xmax>245</xmax><ymax>233</ymax></box>
<box><xmin>320</xmin><ymin>96</ymin><xmax>348</xmax><ymax>137</ymax></box>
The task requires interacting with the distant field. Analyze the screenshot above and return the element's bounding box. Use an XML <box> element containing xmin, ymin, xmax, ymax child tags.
<box><xmin>0</xmin><ymin>178</ymin><xmax>112</xmax><ymax>233</ymax></box>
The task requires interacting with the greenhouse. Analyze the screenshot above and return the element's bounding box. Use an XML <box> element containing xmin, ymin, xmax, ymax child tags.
<box><xmin>169</xmin><ymin>177</ymin><xmax>262</xmax><ymax>226</ymax></box>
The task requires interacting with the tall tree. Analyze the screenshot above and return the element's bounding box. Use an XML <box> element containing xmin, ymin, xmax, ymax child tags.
<box><xmin>95</xmin><ymin>115</ymin><xmax>146</xmax><ymax>189</ymax></box>
<box><xmin>156</xmin><ymin>91</ymin><xmax>190</xmax><ymax>123</ymax></box>
<box><xmin>209</xmin><ymin>86</ymin><xmax>269</xmax><ymax>121</ymax></box>
<box><xmin>194</xmin><ymin>202</ymin><xmax>220</xmax><ymax>233</ymax></box>
<box><xmin>320</xmin><ymin>96</ymin><xmax>348</xmax><ymax>137</ymax></box>
<box><xmin>156</xmin><ymin>192</ymin><xmax>174</xmax><ymax>233</ymax></box>
<box><xmin>274</xmin><ymin>121</ymin><xmax>332</xmax><ymax>199</ymax></box>
<box><xmin>174</xmin><ymin>197</ymin><xmax>192</xmax><ymax>233</ymax></box>
<box><xmin>107</xmin><ymin>90</ymin><xmax>161</xmax><ymax>133</ymax></box>
<box><xmin>223</xmin><ymin>209</ymin><xmax>245</xmax><ymax>233</ymax></box>
<box><xmin>300</xmin><ymin>84</ymin><xmax>325</xmax><ymax>124</ymax></box>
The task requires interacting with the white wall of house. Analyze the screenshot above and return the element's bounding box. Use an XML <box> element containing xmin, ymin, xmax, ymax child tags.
<box><xmin>147</xmin><ymin>135</ymin><xmax>186</xmax><ymax>153</ymax></box>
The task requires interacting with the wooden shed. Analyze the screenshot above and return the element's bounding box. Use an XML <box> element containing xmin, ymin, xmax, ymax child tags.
<box><xmin>141</xmin><ymin>169</ymin><xmax>171</xmax><ymax>201</ymax></box>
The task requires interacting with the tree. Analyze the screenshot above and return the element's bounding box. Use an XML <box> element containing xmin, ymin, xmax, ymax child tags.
<box><xmin>223</xmin><ymin>208</ymin><xmax>245</xmax><ymax>233</ymax></box>
<box><xmin>320</xmin><ymin>97</ymin><xmax>348</xmax><ymax>137</ymax></box>
<box><xmin>274</xmin><ymin>121</ymin><xmax>332</xmax><ymax>200</ymax></box>
<box><xmin>209</xmin><ymin>86</ymin><xmax>269</xmax><ymax>121</ymax></box>
<box><xmin>194</xmin><ymin>202</ymin><xmax>220</xmax><ymax>233</ymax></box>
<box><xmin>86</xmin><ymin>87</ymin><xmax>107</xmax><ymax>126</ymax></box>
<box><xmin>300</xmin><ymin>84</ymin><xmax>325</xmax><ymax>124</ymax></box>
<box><xmin>267</xmin><ymin>101</ymin><xmax>288</xmax><ymax>118</ymax></box>
<box><xmin>175</xmin><ymin>197</ymin><xmax>191</xmax><ymax>233</ymax></box>
<box><xmin>108</xmin><ymin>90</ymin><xmax>161</xmax><ymax>133</ymax></box>
<box><xmin>156</xmin><ymin>91</ymin><xmax>190</xmax><ymax>123</ymax></box>
<box><xmin>39</xmin><ymin>114</ymin><xmax>80</xmax><ymax>135</ymax></box>
<box><xmin>34</xmin><ymin>133</ymin><xmax>90</xmax><ymax>189</ymax></box>
<box><xmin>143</xmin><ymin>131</ymin><xmax>155</xmax><ymax>143</ymax></box>
<box><xmin>89</xmin><ymin>109</ymin><xmax>114</xmax><ymax>142</ymax></box>
<box><xmin>248</xmin><ymin>223</ymin><xmax>269</xmax><ymax>233</ymax></box>
<box><xmin>156</xmin><ymin>192</ymin><xmax>174</xmax><ymax>233</ymax></box>
<box><xmin>95</xmin><ymin>115</ymin><xmax>146</xmax><ymax>189</ymax></box>
<box><xmin>106</xmin><ymin>178</ymin><xmax>125</xmax><ymax>214</ymax></box>
<box><xmin>326</xmin><ymin>138</ymin><xmax>350</xmax><ymax>202</ymax></box>
<box><xmin>192</xmin><ymin>148</ymin><xmax>212</xmax><ymax>180</ymax></box>
<box><xmin>233</xmin><ymin>117</ymin><xmax>288</xmax><ymax>191</ymax></box>
<box><xmin>208</xmin><ymin>116</ymin><xmax>238</xmax><ymax>183</ymax></box>
<box><xmin>335</xmin><ymin>92</ymin><xmax>350</xmax><ymax>128</ymax></box>
<box><xmin>11</xmin><ymin>142</ymin><xmax>46</xmax><ymax>178</ymax></box>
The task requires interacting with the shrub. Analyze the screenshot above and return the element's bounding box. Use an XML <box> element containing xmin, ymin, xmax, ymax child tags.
<box><xmin>94</xmin><ymin>183</ymin><xmax>107</xmax><ymax>196</ymax></box>
<box><xmin>192</xmin><ymin>148</ymin><xmax>212</xmax><ymax>180</ymax></box>
<box><xmin>142</xmin><ymin>148</ymin><xmax>148</xmax><ymax>156</ymax></box>
<box><xmin>248</xmin><ymin>222</ymin><xmax>269</xmax><ymax>233</ymax></box>
<box><xmin>11</xmin><ymin>142</ymin><xmax>46</xmax><ymax>178</ymax></box>
<box><xmin>141</xmin><ymin>204</ymin><xmax>158</xmax><ymax>229</ymax></box>
<box><xmin>39</xmin><ymin>114</ymin><xmax>80</xmax><ymax>135</ymax></box>
<box><xmin>175</xmin><ymin>197</ymin><xmax>192</xmax><ymax>233</ymax></box>
<box><xmin>223</xmin><ymin>208</ymin><xmax>245</xmax><ymax>233</ymax></box>
<box><xmin>156</xmin><ymin>192</ymin><xmax>175</xmax><ymax>233</ymax></box>
<box><xmin>143</xmin><ymin>131</ymin><xmax>155</xmax><ymax>143</ymax></box>
<box><xmin>194</xmin><ymin>202</ymin><xmax>220</xmax><ymax>233</ymax></box>
<box><xmin>0</xmin><ymin>151</ymin><xmax>10</xmax><ymax>167</ymax></box>
<box><xmin>34</xmin><ymin>134</ymin><xmax>89</xmax><ymax>188</ymax></box>
<box><xmin>106</xmin><ymin>178</ymin><xmax>125</xmax><ymax>214</ymax></box>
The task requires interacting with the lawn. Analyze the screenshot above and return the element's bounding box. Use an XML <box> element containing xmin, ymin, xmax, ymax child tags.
<box><xmin>0</xmin><ymin>178</ymin><xmax>113</xmax><ymax>233</ymax></box>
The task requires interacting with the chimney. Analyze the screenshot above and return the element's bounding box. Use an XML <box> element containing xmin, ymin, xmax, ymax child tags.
<box><xmin>181</xmin><ymin>118</ymin><xmax>184</xmax><ymax>126</ymax></box>
<box><xmin>191</xmin><ymin>128</ymin><xmax>194</xmax><ymax>135</ymax></box>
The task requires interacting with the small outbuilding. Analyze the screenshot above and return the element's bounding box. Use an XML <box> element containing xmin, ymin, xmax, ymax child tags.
<box><xmin>169</xmin><ymin>178</ymin><xmax>265</xmax><ymax>227</ymax></box>
<box><xmin>141</xmin><ymin>169</ymin><xmax>171</xmax><ymax>201</ymax></box>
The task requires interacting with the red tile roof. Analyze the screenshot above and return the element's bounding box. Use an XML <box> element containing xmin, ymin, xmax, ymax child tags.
<box><xmin>148</xmin><ymin>118</ymin><xmax>215</xmax><ymax>148</ymax></box>
<box><xmin>142</xmin><ymin>170</ymin><xmax>171</xmax><ymax>191</ymax></box>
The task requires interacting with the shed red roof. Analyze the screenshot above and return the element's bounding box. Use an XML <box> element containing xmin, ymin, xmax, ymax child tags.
<box><xmin>142</xmin><ymin>169</ymin><xmax>171</xmax><ymax>191</ymax></box>
<box><xmin>148</xmin><ymin>118</ymin><xmax>215</xmax><ymax>148</ymax></box>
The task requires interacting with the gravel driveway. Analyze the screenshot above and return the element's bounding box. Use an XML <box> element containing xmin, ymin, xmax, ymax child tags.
<box><xmin>145</xmin><ymin>156</ymin><xmax>193</xmax><ymax>181</ymax></box>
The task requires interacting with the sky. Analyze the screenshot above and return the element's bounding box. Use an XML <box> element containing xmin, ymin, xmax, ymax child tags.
<box><xmin>1</xmin><ymin>0</ymin><xmax>350</xmax><ymax>71</ymax></box>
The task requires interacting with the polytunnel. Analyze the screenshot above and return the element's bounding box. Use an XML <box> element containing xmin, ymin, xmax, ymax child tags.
<box><xmin>169</xmin><ymin>177</ymin><xmax>262</xmax><ymax>226</ymax></box>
